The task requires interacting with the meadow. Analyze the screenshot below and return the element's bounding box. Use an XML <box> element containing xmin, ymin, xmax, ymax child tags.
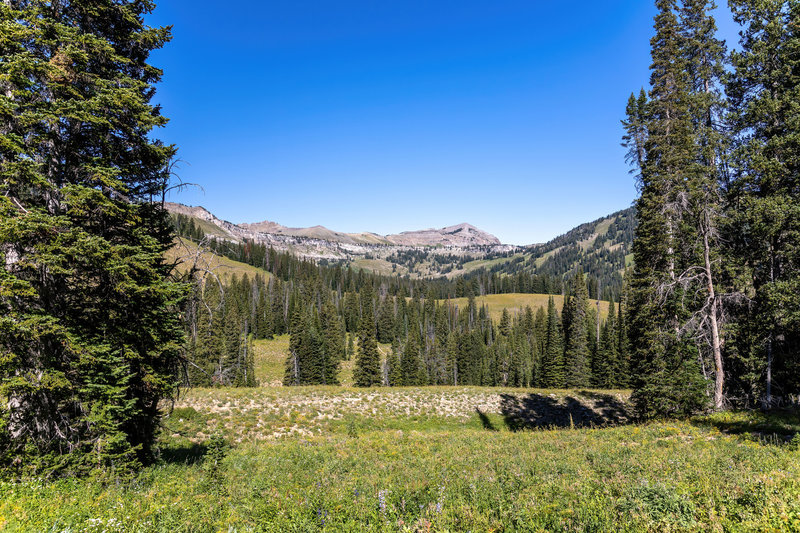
<box><xmin>2</xmin><ymin>336</ymin><xmax>799</xmax><ymax>532</ymax></box>
<box><xmin>448</xmin><ymin>293</ymin><xmax>612</xmax><ymax>321</ymax></box>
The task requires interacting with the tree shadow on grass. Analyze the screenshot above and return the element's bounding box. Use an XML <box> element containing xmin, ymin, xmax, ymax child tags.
<box><xmin>475</xmin><ymin>408</ymin><xmax>499</xmax><ymax>431</ymax></box>
<box><xmin>692</xmin><ymin>409</ymin><xmax>800</xmax><ymax>446</ymax></box>
<box><xmin>499</xmin><ymin>392</ymin><xmax>633</xmax><ymax>431</ymax></box>
<box><xmin>159</xmin><ymin>442</ymin><xmax>209</xmax><ymax>465</ymax></box>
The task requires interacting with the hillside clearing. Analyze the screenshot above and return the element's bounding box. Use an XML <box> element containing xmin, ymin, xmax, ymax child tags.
<box><xmin>448</xmin><ymin>293</ymin><xmax>612</xmax><ymax>321</ymax></box>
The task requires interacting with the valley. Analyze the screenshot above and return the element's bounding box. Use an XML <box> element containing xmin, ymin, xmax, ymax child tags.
<box><xmin>167</xmin><ymin>202</ymin><xmax>636</xmax><ymax>297</ymax></box>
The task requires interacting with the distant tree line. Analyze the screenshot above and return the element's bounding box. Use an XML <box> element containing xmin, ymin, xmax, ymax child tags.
<box><xmin>179</xmin><ymin>251</ymin><xmax>631</xmax><ymax>391</ymax></box>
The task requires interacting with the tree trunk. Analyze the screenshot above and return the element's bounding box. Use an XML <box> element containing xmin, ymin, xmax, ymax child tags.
<box><xmin>703</xmin><ymin>227</ymin><xmax>724</xmax><ymax>409</ymax></box>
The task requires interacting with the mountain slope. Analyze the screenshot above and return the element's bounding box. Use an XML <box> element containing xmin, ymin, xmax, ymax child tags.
<box><xmin>166</xmin><ymin>202</ymin><xmax>635</xmax><ymax>286</ymax></box>
<box><xmin>166</xmin><ymin>202</ymin><xmax>501</xmax><ymax>247</ymax></box>
<box><xmin>454</xmin><ymin>207</ymin><xmax>637</xmax><ymax>299</ymax></box>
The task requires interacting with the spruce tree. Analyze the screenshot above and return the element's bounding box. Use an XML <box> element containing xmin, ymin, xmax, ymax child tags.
<box><xmin>679</xmin><ymin>0</ymin><xmax>728</xmax><ymax>409</ymax></box>
<box><xmin>726</xmin><ymin>0</ymin><xmax>800</xmax><ymax>406</ymax></box>
<box><xmin>626</xmin><ymin>0</ymin><xmax>707</xmax><ymax>418</ymax></box>
<box><xmin>386</xmin><ymin>338</ymin><xmax>402</xmax><ymax>386</ymax></box>
<box><xmin>353</xmin><ymin>304</ymin><xmax>381</xmax><ymax>387</ymax></box>
<box><xmin>595</xmin><ymin>299</ymin><xmax>618</xmax><ymax>388</ymax></box>
<box><xmin>542</xmin><ymin>297</ymin><xmax>565</xmax><ymax>388</ymax></box>
<box><xmin>563</xmin><ymin>271</ymin><xmax>591</xmax><ymax>387</ymax></box>
<box><xmin>320</xmin><ymin>301</ymin><xmax>343</xmax><ymax>385</ymax></box>
<box><xmin>400</xmin><ymin>332</ymin><xmax>423</xmax><ymax>386</ymax></box>
<box><xmin>0</xmin><ymin>0</ymin><xmax>184</xmax><ymax>474</ymax></box>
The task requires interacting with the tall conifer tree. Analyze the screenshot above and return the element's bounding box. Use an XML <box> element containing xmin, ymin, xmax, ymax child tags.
<box><xmin>726</xmin><ymin>0</ymin><xmax>800</xmax><ymax>406</ymax></box>
<box><xmin>542</xmin><ymin>297</ymin><xmax>565</xmax><ymax>388</ymax></box>
<box><xmin>0</xmin><ymin>0</ymin><xmax>185</xmax><ymax>474</ymax></box>
<box><xmin>563</xmin><ymin>271</ymin><xmax>592</xmax><ymax>387</ymax></box>
<box><xmin>626</xmin><ymin>0</ymin><xmax>707</xmax><ymax>417</ymax></box>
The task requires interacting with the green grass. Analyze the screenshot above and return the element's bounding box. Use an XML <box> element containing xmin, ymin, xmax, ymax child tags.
<box><xmin>351</xmin><ymin>258</ymin><xmax>404</xmax><ymax>276</ymax></box>
<box><xmin>4</xmin><ymin>389</ymin><xmax>799</xmax><ymax>532</ymax></box>
<box><xmin>253</xmin><ymin>335</ymin><xmax>387</xmax><ymax>388</ymax></box>
<box><xmin>253</xmin><ymin>335</ymin><xmax>290</xmax><ymax>386</ymax></box>
<box><xmin>192</xmin><ymin>216</ymin><xmax>232</xmax><ymax>239</ymax></box>
<box><xmin>4</xmin><ymin>331</ymin><xmax>798</xmax><ymax>532</ymax></box>
<box><xmin>448</xmin><ymin>293</ymin><xmax>611</xmax><ymax>321</ymax></box>
<box><xmin>451</xmin><ymin>254</ymin><xmax>522</xmax><ymax>278</ymax></box>
<box><xmin>625</xmin><ymin>253</ymin><xmax>634</xmax><ymax>268</ymax></box>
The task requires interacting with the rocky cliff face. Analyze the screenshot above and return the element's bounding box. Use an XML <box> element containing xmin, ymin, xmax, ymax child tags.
<box><xmin>165</xmin><ymin>202</ymin><xmax>516</xmax><ymax>278</ymax></box>
<box><xmin>166</xmin><ymin>202</ymin><xmax>503</xmax><ymax>248</ymax></box>
<box><xmin>386</xmin><ymin>223</ymin><xmax>501</xmax><ymax>247</ymax></box>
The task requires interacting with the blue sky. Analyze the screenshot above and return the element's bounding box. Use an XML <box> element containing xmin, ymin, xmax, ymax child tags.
<box><xmin>147</xmin><ymin>1</ymin><xmax>738</xmax><ymax>245</ymax></box>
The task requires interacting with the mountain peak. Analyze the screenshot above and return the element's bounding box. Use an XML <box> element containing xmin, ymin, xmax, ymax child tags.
<box><xmin>165</xmin><ymin>202</ymin><xmax>502</xmax><ymax>247</ymax></box>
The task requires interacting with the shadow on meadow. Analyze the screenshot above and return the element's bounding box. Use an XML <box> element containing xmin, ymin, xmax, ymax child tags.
<box><xmin>499</xmin><ymin>392</ymin><xmax>633</xmax><ymax>431</ymax></box>
<box><xmin>159</xmin><ymin>442</ymin><xmax>209</xmax><ymax>465</ymax></box>
<box><xmin>692</xmin><ymin>409</ymin><xmax>800</xmax><ymax>446</ymax></box>
<box><xmin>475</xmin><ymin>408</ymin><xmax>499</xmax><ymax>431</ymax></box>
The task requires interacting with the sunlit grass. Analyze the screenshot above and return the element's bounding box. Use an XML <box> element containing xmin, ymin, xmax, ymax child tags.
<box><xmin>449</xmin><ymin>293</ymin><xmax>612</xmax><ymax>321</ymax></box>
<box><xmin>4</xmin><ymin>396</ymin><xmax>799</xmax><ymax>532</ymax></box>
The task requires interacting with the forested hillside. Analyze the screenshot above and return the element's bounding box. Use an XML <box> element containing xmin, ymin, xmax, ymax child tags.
<box><xmin>460</xmin><ymin>208</ymin><xmax>637</xmax><ymax>301</ymax></box>
<box><xmin>170</xmin><ymin>219</ymin><xmax>630</xmax><ymax>391</ymax></box>
<box><xmin>3</xmin><ymin>1</ymin><xmax>800</xmax><ymax>531</ymax></box>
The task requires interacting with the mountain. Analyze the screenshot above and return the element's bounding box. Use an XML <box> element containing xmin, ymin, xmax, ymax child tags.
<box><xmin>166</xmin><ymin>202</ymin><xmax>635</xmax><ymax>288</ymax></box>
<box><xmin>167</xmin><ymin>203</ymin><xmax>500</xmax><ymax>247</ymax></box>
<box><xmin>166</xmin><ymin>202</ymin><xmax>514</xmax><ymax>277</ymax></box>
<box><xmin>455</xmin><ymin>207</ymin><xmax>637</xmax><ymax>299</ymax></box>
<box><xmin>386</xmin><ymin>223</ymin><xmax>501</xmax><ymax>247</ymax></box>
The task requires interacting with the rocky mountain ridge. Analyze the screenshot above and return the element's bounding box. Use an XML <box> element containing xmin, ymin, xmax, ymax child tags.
<box><xmin>166</xmin><ymin>202</ymin><xmax>515</xmax><ymax>277</ymax></box>
<box><xmin>166</xmin><ymin>202</ymin><xmax>502</xmax><ymax>247</ymax></box>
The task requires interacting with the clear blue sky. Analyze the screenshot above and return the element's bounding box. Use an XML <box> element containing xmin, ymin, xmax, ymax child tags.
<box><xmin>147</xmin><ymin>1</ymin><xmax>738</xmax><ymax>245</ymax></box>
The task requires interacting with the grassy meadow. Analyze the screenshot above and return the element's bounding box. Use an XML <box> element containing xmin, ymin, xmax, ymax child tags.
<box><xmin>2</xmin><ymin>336</ymin><xmax>799</xmax><ymax>532</ymax></box>
<box><xmin>448</xmin><ymin>293</ymin><xmax>612</xmax><ymax>321</ymax></box>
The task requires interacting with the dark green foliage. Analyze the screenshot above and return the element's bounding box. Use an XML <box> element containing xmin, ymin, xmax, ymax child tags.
<box><xmin>0</xmin><ymin>0</ymin><xmax>184</xmax><ymax>475</ymax></box>
<box><xmin>725</xmin><ymin>0</ymin><xmax>800</xmax><ymax>405</ymax></box>
<box><xmin>183</xmin><ymin>274</ymin><xmax>261</xmax><ymax>388</ymax></box>
<box><xmin>562</xmin><ymin>271</ymin><xmax>592</xmax><ymax>387</ymax></box>
<box><xmin>376</xmin><ymin>295</ymin><xmax>396</xmax><ymax>344</ymax></box>
<box><xmin>354</xmin><ymin>330</ymin><xmax>382</xmax><ymax>388</ymax></box>
<box><xmin>353</xmin><ymin>300</ymin><xmax>382</xmax><ymax>387</ymax></box>
<box><xmin>593</xmin><ymin>299</ymin><xmax>617</xmax><ymax>389</ymax></box>
<box><xmin>172</xmin><ymin>213</ymin><xmax>205</xmax><ymax>242</ymax></box>
<box><xmin>386</xmin><ymin>339</ymin><xmax>402</xmax><ymax>386</ymax></box>
<box><xmin>625</xmin><ymin>0</ymin><xmax>712</xmax><ymax>418</ymax></box>
<box><xmin>400</xmin><ymin>330</ymin><xmax>424</xmax><ymax>386</ymax></box>
<box><xmin>541</xmin><ymin>297</ymin><xmax>565</xmax><ymax>388</ymax></box>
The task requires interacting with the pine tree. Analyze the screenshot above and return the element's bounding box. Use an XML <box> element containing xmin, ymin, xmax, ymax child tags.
<box><xmin>400</xmin><ymin>332</ymin><xmax>423</xmax><ymax>386</ymax></box>
<box><xmin>542</xmin><ymin>297</ymin><xmax>565</xmax><ymax>388</ymax></box>
<box><xmin>726</xmin><ymin>0</ymin><xmax>800</xmax><ymax>406</ymax></box>
<box><xmin>284</xmin><ymin>308</ymin><xmax>304</xmax><ymax>386</ymax></box>
<box><xmin>320</xmin><ymin>301</ymin><xmax>343</xmax><ymax>385</ymax></box>
<box><xmin>595</xmin><ymin>299</ymin><xmax>618</xmax><ymax>388</ymax></box>
<box><xmin>679</xmin><ymin>0</ymin><xmax>728</xmax><ymax>409</ymax></box>
<box><xmin>376</xmin><ymin>295</ymin><xmax>396</xmax><ymax>344</ymax></box>
<box><xmin>563</xmin><ymin>271</ymin><xmax>591</xmax><ymax>387</ymax></box>
<box><xmin>353</xmin><ymin>304</ymin><xmax>381</xmax><ymax>387</ymax></box>
<box><xmin>0</xmin><ymin>0</ymin><xmax>184</xmax><ymax>475</ymax></box>
<box><xmin>386</xmin><ymin>338</ymin><xmax>402</xmax><ymax>386</ymax></box>
<box><xmin>626</xmin><ymin>0</ymin><xmax>707</xmax><ymax>417</ymax></box>
<box><xmin>532</xmin><ymin>306</ymin><xmax>547</xmax><ymax>386</ymax></box>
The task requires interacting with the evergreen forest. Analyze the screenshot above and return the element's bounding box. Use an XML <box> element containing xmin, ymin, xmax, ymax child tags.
<box><xmin>1</xmin><ymin>0</ymin><xmax>799</xmax><ymax>530</ymax></box>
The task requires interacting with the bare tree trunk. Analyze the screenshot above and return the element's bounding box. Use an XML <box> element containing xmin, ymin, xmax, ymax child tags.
<box><xmin>765</xmin><ymin>245</ymin><xmax>775</xmax><ymax>408</ymax></box>
<box><xmin>702</xmin><ymin>226</ymin><xmax>724</xmax><ymax>409</ymax></box>
<box><xmin>766</xmin><ymin>340</ymin><xmax>773</xmax><ymax>408</ymax></box>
